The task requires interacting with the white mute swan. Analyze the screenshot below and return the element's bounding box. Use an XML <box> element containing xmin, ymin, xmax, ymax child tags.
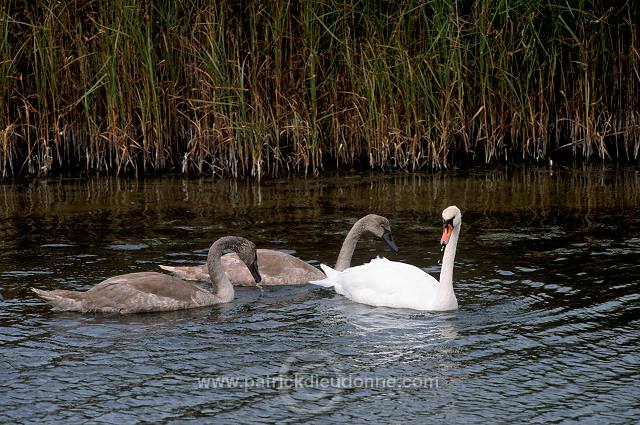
<box><xmin>159</xmin><ymin>214</ymin><xmax>398</xmax><ymax>286</ymax></box>
<box><xmin>310</xmin><ymin>206</ymin><xmax>462</xmax><ymax>311</ymax></box>
<box><xmin>31</xmin><ymin>236</ymin><xmax>261</xmax><ymax>314</ymax></box>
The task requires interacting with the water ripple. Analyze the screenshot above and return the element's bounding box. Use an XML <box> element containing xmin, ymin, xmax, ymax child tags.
<box><xmin>1</xmin><ymin>169</ymin><xmax>639</xmax><ymax>423</ymax></box>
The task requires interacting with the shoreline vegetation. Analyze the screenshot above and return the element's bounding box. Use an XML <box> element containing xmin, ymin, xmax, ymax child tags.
<box><xmin>0</xmin><ymin>1</ymin><xmax>638</xmax><ymax>179</ymax></box>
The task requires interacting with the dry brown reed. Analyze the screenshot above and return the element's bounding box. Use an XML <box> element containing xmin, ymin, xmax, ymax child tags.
<box><xmin>0</xmin><ymin>1</ymin><xmax>638</xmax><ymax>178</ymax></box>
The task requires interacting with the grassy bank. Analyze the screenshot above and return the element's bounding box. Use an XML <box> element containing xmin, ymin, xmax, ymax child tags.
<box><xmin>1</xmin><ymin>0</ymin><xmax>639</xmax><ymax>178</ymax></box>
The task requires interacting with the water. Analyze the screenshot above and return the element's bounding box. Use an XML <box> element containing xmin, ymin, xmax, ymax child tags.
<box><xmin>1</xmin><ymin>165</ymin><xmax>639</xmax><ymax>423</ymax></box>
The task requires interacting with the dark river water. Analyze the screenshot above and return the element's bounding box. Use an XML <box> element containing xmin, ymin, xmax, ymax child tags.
<box><xmin>1</xmin><ymin>166</ymin><xmax>639</xmax><ymax>423</ymax></box>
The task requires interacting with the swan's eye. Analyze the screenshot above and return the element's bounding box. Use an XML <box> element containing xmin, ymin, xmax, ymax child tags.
<box><xmin>443</xmin><ymin>217</ymin><xmax>454</xmax><ymax>227</ymax></box>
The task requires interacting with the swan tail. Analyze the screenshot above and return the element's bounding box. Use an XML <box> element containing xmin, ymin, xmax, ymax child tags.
<box><xmin>31</xmin><ymin>288</ymin><xmax>84</xmax><ymax>311</ymax></box>
<box><xmin>309</xmin><ymin>278</ymin><xmax>334</xmax><ymax>288</ymax></box>
<box><xmin>320</xmin><ymin>264</ymin><xmax>340</xmax><ymax>279</ymax></box>
<box><xmin>159</xmin><ymin>265</ymin><xmax>206</xmax><ymax>282</ymax></box>
<box><xmin>159</xmin><ymin>265</ymin><xmax>177</xmax><ymax>273</ymax></box>
<box><xmin>309</xmin><ymin>264</ymin><xmax>340</xmax><ymax>288</ymax></box>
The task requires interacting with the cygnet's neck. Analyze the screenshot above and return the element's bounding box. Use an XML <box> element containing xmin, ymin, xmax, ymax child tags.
<box><xmin>207</xmin><ymin>238</ymin><xmax>236</xmax><ymax>302</ymax></box>
<box><xmin>335</xmin><ymin>218</ymin><xmax>367</xmax><ymax>271</ymax></box>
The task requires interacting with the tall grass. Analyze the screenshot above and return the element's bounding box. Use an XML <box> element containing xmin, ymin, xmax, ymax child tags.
<box><xmin>0</xmin><ymin>0</ymin><xmax>638</xmax><ymax>178</ymax></box>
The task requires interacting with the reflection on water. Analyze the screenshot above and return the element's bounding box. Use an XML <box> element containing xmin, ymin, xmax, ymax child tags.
<box><xmin>1</xmin><ymin>165</ymin><xmax>639</xmax><ymax>423</ymax></box>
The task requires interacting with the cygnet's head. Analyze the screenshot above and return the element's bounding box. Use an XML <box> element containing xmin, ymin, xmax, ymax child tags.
<box><xmin>220</xmin><ymin>236</ymin><xmax>262</xmax><ymax>283</ymax></box>
<box><xmin>362</xmin><ymin>214</ymin><xmax>399</xmax><ymax>252</ymax></box>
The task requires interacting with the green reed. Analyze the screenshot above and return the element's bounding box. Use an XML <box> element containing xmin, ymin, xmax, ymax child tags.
<box><xmin>0</xmin><ymin>0</ymin><xmax>638</xmax><ymax>178</ymax></box>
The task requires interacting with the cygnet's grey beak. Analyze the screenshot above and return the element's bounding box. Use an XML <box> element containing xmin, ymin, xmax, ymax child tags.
<box><xmin>382</xmin><ymin>229</ymin><xmax>399</xmax><ymax>252</ymax></box>
<box><xmin>248</xmin><ymin>260</ymin><xmax>262</xmax><ymax>283</ymax></box>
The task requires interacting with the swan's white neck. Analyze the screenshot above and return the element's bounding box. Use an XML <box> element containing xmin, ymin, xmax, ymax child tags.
<box><xmin>207</xmin><ymin>240</ymin><xmax>235</xmax><ymax>302</ymax></box>
<box><xmin>438</xmin><ymin>223</ymin><xmax>460</xmax><ymax>300</ymax></box>
<box><xmin>335</xmin><ymin>218</ymin><xmax>366</xmax><ymax>271</ymax></box>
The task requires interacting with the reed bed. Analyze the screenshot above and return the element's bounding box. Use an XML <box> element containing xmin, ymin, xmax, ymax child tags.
<box><xmin>0</xmin><ymin>0</ymin><xmax>638</xmax><ymax>178</ymax></box>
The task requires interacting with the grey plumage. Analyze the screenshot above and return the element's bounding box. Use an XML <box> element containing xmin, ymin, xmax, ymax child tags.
<box><xmin>160</xmin><ymin>214</ymin><xmax>397</xmax><ymax>285</ymax></box>
<box><xmin>31</xmin><ymin>236</ymin><xmax>261</xmax><ymax>314</ymax></box>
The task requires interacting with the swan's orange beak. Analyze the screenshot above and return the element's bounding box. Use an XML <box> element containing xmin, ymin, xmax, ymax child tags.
<box><xmin>441</xmin><ymin>223</ymin><xmax>453</xmax><ymax>246</ymax></box>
